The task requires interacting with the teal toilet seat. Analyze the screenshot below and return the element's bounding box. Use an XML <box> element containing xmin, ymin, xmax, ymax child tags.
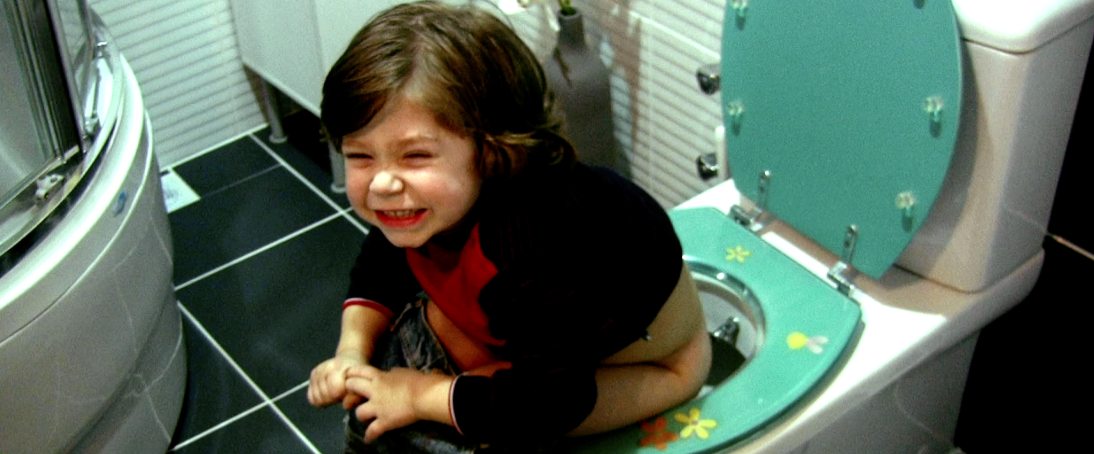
<box><xmin>569</xmin><ymin>208</ymin><xmax>861</xmax><ymax>453</ymax></box>
<box><xmin>567</xmin><ymin>1</ymin><xmax>962</xmax><ymax>452</ymax></box>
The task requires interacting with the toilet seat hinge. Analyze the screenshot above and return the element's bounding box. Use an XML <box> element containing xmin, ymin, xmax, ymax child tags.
<box><xmin>731</xmin><ymin>170</ymin><xmax>771</xmax><ymax>231</ymax></box>
<box><xmin>827</xmin><ymin>225</ymin><xmax>859</xmax><ymax>295</ymax></box>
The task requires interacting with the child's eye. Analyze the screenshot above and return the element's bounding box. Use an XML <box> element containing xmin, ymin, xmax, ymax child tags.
<box><xmin>404</xmin><ymin>152</ymin><xmax>433</xmax><ymax>161</ymax></box>
<box><xmin>344</xmin><ymin>152</ymin><xmax>374</xmax><ymax>164</ymax></box>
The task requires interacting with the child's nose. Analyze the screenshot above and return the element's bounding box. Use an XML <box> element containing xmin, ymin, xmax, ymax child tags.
<box><xmin>369</xmin><ymin>170</ymin><xmax>404</xmax><ymax>194</ymax></box>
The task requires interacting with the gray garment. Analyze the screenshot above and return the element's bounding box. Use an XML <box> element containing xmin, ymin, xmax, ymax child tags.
<box><xmin>344</xmin><ymin>299</ymin><xmax>562</xmax><ymax>453</ymax></box>
<box><xmin>344</xmin><ymin>299</ymin><xmax>479</xmax><ymax>454</ymax></box>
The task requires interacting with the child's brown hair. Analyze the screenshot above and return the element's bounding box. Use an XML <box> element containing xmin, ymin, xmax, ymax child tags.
<box><xmin>321</xmin><ymin>1</ymin><xmax>574</xmax><ymax>180</ymax></box>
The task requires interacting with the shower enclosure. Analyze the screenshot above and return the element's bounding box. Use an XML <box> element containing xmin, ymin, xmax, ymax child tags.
<box><xmin>0</xmin><ymin>1</ymin><xmax>185</xmax><ymax>451</ymax></box>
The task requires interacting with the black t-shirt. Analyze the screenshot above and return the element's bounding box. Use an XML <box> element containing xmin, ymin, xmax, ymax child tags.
<box><xmin>346</xmin><ymin>162</ymin><xmax>683</xmax><ymax>442</ymax></box>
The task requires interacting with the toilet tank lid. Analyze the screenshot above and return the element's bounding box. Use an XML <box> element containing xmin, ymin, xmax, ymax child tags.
<box><xmin>954</xmin><ymin>0</ymin><xmax>1094</xmax><ymax>53</ymax></box>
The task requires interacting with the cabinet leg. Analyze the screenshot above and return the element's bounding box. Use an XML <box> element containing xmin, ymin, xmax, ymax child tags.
<box><xmin>258</xmin><ymin>78</ymin><xmax>288</xmax><ymax>144</ymax></box>
<box><xmin>329</xmin><ymin>140</ymin><xmax>346</xmax><ymax>193</ymax></box>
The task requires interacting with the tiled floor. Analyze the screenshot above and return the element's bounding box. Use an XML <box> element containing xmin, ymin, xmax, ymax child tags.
<box><xmin>954</xmin><ymin>235</ymin><xmax>1092</xmax><ymax>452</ymax></box>
<box><xmin>160</xmin><ymin>108</ymin><xmax>1091</xmax><ymax>452</ymax></box>
<box><xmin>164</xmin><ymin>114</ymin><xmax>362</xmax><ymax>453</ymax></box>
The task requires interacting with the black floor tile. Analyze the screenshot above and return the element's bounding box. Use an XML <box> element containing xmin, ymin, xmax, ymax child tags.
<box><xmin>1048</xmin><ymin>141</ymin><xmax>1092</xmax><ymax>252</ymax></box>
<box><xmin>173</xmin><ymin>137</ymin><xmax>279</xmax><ymax>197</ymax></box>
<box><xmin>173</xmin><ymin>406</ymin><xmax>313</xmax><ymax>453</ymax></box>
<box><xmin>955</xmin><ymin>237</ymin><xmax>1091</xmax><ymax>451</ymax></box>
<box><xmin>177</xmin><ymin>217</ymin><xmax>367</xmax><ymax>397</ymax></box>
<box><xmin>254</xmin><ymin>113</ymin><xmax>352</xmax><ymax>210</ymax></box>
<box><xmin>276</xmin><ymin>387</ymin><xmax>347</xmax><ymax>454</ymax></box>
<box><xmin>171</xmin><ymin>317</ymin><xmax>264</xmax><ymax>447</ymax></box>
<box><xmin>169</xmin><ymin>167</ymin><xmax>338</xmax><ymax>283</ymax></box>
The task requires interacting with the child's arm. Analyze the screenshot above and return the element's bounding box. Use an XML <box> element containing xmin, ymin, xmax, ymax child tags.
<box><xmin>307</xmin><ymin>305</ymin><xmax>391</xmax><ymax>409</ymax></box>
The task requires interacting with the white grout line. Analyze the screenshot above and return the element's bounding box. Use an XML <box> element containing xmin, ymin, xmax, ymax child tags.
<box><xmin>174</xmin><ymin>211</ymin><xmax>345</xmax><ymax>291</ymax></box>
<box><xmin>249</xmin><ymin>135</ymin><xmax>344</xmax><ymax>211</ymax></box>
<box><xmin>170</xmin><ymin>134</ymin><xmax>371</xmax><ymax>292</ymax></box>
<box><xmin>173</xmin><ymin>303</ymin><xmax>320</xmax><ymax>453</ymax></box>
<box><xmin>171</xmin><ymin>304</ymin><xmax>275</xmax><ymax>449</ymax></box>
<box><xmin>248</xmin><ymin>134</ymin><xmax>372</xmax><ymax>236</ymax></box>
<box><xmin>160</xmin><ymin>124</ymin><xmax>267</xmax><ymax>171</ymax></box>
<box><xmin>339</xmin><ymin>207</ymin><xmax>371</xmax><ymax>235</ymax></box>
<box><xmin>268</xmin><ymin>382</ymin><xmax>323</xmax><ymax>452</ymax></box>
<box><xmin>169</xmin><ymin>401</ymin><xmax>268</xmax><ymax>451</ymax></box>
<box><xmin>270</xmin><ymin>401</ymin><xmax>322</xmax><ymax>454</ymax></box>
<box><xmin>273</xmin><ymin>381</ymin><xmax>311</xmax><ymax>402</ymax></box>
<box><xmin>1049</xmin><ymin>233</ymin><xmax>1094</xmax><ymax>261</ymax></box>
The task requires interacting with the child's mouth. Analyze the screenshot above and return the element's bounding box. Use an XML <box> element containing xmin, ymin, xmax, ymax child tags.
<box><xmin>375</xmin><ymin>209</ymin><xmax>427</xmax><ymax>227</ymax></box>
<box><xmin>381</xmin><ymin>209</ymin><xmax>420</xmax><ymax>218</ymax></box>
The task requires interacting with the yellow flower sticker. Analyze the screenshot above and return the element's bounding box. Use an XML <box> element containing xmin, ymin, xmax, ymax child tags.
<box><xmin>787</xmin><ymin>331</ymin><xmax>829</xmax><ymax>354</ymax></box>
<box><xmin>674</xmin><ymin>407</ymin><xmax>717</xmax><ymax>440</ymax></box>
<box><xmin>725</xmin><ymin>245</ymin><xmax>751</xmax><ymax>263</ymax></box>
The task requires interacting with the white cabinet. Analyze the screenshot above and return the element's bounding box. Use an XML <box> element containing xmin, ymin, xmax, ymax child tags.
<box><xmin>230</xmin><ymin>0</ymin><xmax>403</xmax><ymax>115</ymax></box>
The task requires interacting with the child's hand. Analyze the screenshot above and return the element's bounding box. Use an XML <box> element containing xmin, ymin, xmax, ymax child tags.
<box><xmin>307</xmin><ymin>352</ymin><xmax>367</xmax><ymax>409</ymax></box>
<box><xmin>345</xmin><ymin>365</ymin><xmax>454</xmax><ymax>443</ymax></box>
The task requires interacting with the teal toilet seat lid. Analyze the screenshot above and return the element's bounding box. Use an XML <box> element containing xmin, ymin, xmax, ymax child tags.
<box><xmin>721</xmin><ymin>0</ymin><xmax>963</xmax><ymax>278</ymax></box>
<box><xmin>568</xmin><ymin>208</ymin><xmax>863</xmax><ymax>453</ymax></box>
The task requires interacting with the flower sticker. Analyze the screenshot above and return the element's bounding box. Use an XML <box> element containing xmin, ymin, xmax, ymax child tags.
<box><xmin>725</xmin><ymin>245</ymin><xmax>751</xmax><ymax>264</ymax></box>
<box><xmin>639</xmin><ymin>416</ymin><xmax>678</xmax><ymax>450</ymax></box>
<box><xmin>674</xmin><ymin>407</ymin><xmax>717</xmax><ymax>440</ymax></box>
<box><xmin>787</xmin><ymin>331</ymin><xmax>829</xmax><ymax>354</ymax></box>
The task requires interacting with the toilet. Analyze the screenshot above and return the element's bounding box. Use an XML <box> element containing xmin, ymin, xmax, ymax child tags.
<box><xmin>567</xmin><ymin>1</ymin><xmax>1094</xmax><ymax>452</ymax></box>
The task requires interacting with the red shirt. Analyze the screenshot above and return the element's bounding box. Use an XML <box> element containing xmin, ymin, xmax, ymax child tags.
<box><xmin>406</xmin><ymin>224</ymin><xmax>505</xmax><ymax>371</ymax></box>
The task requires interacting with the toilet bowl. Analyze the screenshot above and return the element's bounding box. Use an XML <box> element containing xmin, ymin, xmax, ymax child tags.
<box><xmin>691</xmin><ymin>259</ymin><xmax>762</xmax><ymax>391</ymax></box>
<box><xmin>568</xmin><ymin>1</ymin><xmax>1094</xmax><ymax>452</ymax></box>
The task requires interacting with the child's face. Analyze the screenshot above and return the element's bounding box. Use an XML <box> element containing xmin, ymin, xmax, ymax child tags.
<box><xmin>341</xmin><ymin>98</ymin><xmax>481</xmax><ymax>248</ymax></box>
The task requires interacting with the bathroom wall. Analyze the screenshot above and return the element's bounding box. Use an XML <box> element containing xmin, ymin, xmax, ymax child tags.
<box><xmin>502</xmin><ymin>0</ymin><xmax>727</xmax><ymax>207</ymax></box>
<box><xmin>92</xmin><ymin>0</ymin><xmax>265</xmax><ymax>167</ymax></box>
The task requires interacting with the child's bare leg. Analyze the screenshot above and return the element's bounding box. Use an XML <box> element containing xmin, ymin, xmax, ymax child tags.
<box><xmin>571</xmin><ymin>325</ymin><xmax>711</xmax><ymax>435</ymax></box>
<box><xmin>570</xmin><ymin>264</ymin><xmax>712</xmax><ymax>435</ymax></box>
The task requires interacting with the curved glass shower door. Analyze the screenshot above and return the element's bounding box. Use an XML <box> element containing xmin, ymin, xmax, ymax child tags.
<box><xmin>1</xmin><ymin>0</ymin><xmax>121</xmax><ymax>273</ymax></box>
<box><xmin>2</xmin><ymin>3</ymin><xmax>184</xmax><ymax>451</ymax></box>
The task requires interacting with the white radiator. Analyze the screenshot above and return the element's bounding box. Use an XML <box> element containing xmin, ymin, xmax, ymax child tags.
<box><xmin>93</xmin><ymin>0</ymin><xmax>264</xmax><ymax>166</ymax></box>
